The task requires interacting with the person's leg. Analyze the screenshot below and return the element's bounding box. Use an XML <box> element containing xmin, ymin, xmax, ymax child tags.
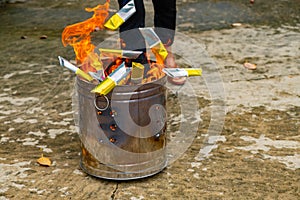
<box><xmin>152</xmin><ymin>0</ymin><xmax>185</xmax><ymax>85</ymax></box>
<box><xmin>118</xmin><ymin>0</ymin><xmax>147</xmax><ymax>64</ymax></box>
<box><xmin>152</xmin><ymin>0</ymin><xmax>176</xmax><ymax>45</ymax></box>
<box><xmin>118</xmin><ymin>0</ymin><xmax>145</xmax><ymax>31</ymax></box>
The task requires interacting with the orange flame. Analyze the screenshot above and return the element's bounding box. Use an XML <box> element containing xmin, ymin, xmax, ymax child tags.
<box><xmin>143</xmin><ymin>62</ymin><xmax>165</xmax><ymax>83</ymax></box>
<box><xmin>61</xmin><ymin>0</ymin><xmax>166</xmax><ymax>83</ymax></box>
<box><xmin>62</xmin><ymin>0</ymin><xmax>110</xmax><ymax>71</ymax></box>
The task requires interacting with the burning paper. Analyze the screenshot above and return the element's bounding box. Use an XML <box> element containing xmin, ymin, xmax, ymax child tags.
<box><xmin>58</xmin><ymin>56</ymin><xmax>94</xmax><ymax>82</ymax></box>
<box><xmin>61</xmin><ymin>1</ymin><xmax>110</xmax><ymax>72</ymax></box>
<box><xmin>98</xmin><ymin>48</ymin><xmax>143</xmax><ymax>59</ymax></box>
<box><xmin>86</xmin><ymin>52</ymin><xmax>103</xmax><ymax>71</ymax></box>
<box><xmin>104</xmin><ymin>0</ymin><xmax>136</xmax><ymax>31</ymax></box>
<box><xmin>143</xmin><ymin>62</ymin><xmax>165</xmax><ymax>83</ymax></box>
<box><xmin>59</xmin><ymin>1</ymin><xmax>170</xmax><ymax>86</ymax></box>
<box><xmin>131</xmin><ymin>62</ymin><xmax>145</xmax><ymax>84</ymax></box>
<box><xmin>162</xmin><ymin>68</ymin><xmax>202</xmax><ymax>78</ymax></box>
<box><xmin>88</xmin><ymin>70</ymin><xmax>104</xmax><ymax>82</ymax></box>
<box><xmin>139</xmin><ymin>28</ymin><xmax>168</xmax><ymax>64</ymax></box>
<box><xmin>91</xmin><ymin>62</ymin><xmax>130</xmax><ymax>95</ymax></box>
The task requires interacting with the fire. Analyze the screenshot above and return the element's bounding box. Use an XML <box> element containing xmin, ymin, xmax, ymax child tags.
<box><xmin>144</xmin><ymin>63</ymin><xmax>165</xmax><ymax>83</ymax></box>
<box><xmin>104</xmin><ymin>58</ymin><xmax>124</xmax><ymax>76</ymax></box>
<box><xmin>62</xmin><ymin>0</ymin><xmax>110</xmax><ymax>71</ymax></box>
<box><xmin>61</xmin><ymin>0</ymin><xmax>166</xmax><ymax>84</ymax></box>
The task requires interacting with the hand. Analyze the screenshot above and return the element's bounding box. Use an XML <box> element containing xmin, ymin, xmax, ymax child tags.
<box><xmin>165</xmin><ymin>46</ymin><xmax>177</xmax><ymax>69</ymax></box>
<box><xmin>164</xmin><ymin>46</ymin><xmax>186</xmax><ymax>85</ymax></box>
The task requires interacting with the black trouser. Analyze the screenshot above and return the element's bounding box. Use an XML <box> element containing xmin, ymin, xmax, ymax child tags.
<box><xmin>117</xmin><ymin>0</ymin><xmax>176</xmax><ymax>54</ymax></box>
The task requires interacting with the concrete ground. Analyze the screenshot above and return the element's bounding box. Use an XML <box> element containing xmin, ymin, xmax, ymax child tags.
<box><xmin>0</xmin><ymin>0</ymin><xmax>299</xmax><ymax>199</ymax></box>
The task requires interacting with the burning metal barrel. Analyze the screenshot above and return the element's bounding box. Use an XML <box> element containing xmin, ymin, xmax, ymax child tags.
<box><xmin>59</xmin><ymin>0</ymin><xmax>200</xmax><ymax>180</ymax></box>
<box><xmin>75</xmin><ymin>76</ymin><xmax>167</xmax><ymax>180</ymax></box>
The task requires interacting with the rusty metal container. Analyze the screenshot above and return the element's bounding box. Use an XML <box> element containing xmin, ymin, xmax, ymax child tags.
<box><xmin>73</xmin><ymin>76</ymin><xmax>167</xmax><ymax>180</ymax></box>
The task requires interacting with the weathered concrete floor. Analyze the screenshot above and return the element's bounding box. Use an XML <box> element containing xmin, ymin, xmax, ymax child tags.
<box><xmin>0</xmin><ymin>1</ymin><xmax>299</xmax><ymax>199</ymax></box>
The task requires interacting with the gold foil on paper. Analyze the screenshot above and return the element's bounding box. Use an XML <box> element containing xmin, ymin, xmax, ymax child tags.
<box><xmin>131</xmin><ymin>62</ymin><xmax>144</xmax><ymax>84</ymax></box>
<box><xmin>87</xmin><ymin>53</ymin><xmax>103</xmax><ymax>71</ymax></box>
<box><xmin>186</xmin><ymin>68</ymin><xmax>202</xmax><ymax>76</ymax></box>
<box><xmin>162</xmin><ymin>68</ymin><xmax>202</xmax><ymax>78</ymax></box>
<box><xmin>75</xmin><ymin>69</ymin><xmax>94</xmax><ymax>81</ymax></box>
<box><xmin>98</xmin><ymin>48</ymin><xmax>142</xmax><ymax>59</ymax></box>
<box><xmin>151</xmin><ymin>42</ymin><xmax>168</xmax><ymax>64</ymax></box>
<box><xmin>91</xmin><ymin>77</ymin><xmax>116</xmax><ymax>95</ymax></box>
<box><xmin>104</xmin><ymin>14</ymin><xmax>124</xmax><ymax>30</ymax></box>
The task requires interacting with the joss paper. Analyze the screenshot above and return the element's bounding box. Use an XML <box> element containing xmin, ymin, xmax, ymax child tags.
<box><xmin>162</xmin><ymin>68</ymin><xmax>202</xmax><ymax>78</ymax></box>
<box><xmin>98</xmin><ymin>48</ymin><xmax>142</xmax><ymax>59</ymax></box>
<box><xmin>139</xmin><ymin>28</ymin><xmax>168</xmax><ymax>63</ymax></box>
<box><xmin>58</xmin><ymin>56</ymin><xmax>94</xmax><ymax>82</ymax></box>
<box><xmin>131</xmin><ymin>62</ymin><xmax>144</xmax><ymax>84</ymax></box>
<box><xmin>104</xmin><ymin>0</ymin><xmax>136</xmax><ymax>30</ymax></box>
<box><xmin>91</xmin><ymin>62</ymin><xmax>130</xmax><ymax>95</ymax></box>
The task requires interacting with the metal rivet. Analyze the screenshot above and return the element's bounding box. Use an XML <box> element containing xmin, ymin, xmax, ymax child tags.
<box><xmin>110</xmin><ymin>124</ymin><xmax>117</xmax><ymax>131</ymax></box>
<box><xmin>110</xmin><ymin>110</ymin><xmax>117</xmax><ymax>117</ymax></box>
<box><xmin>109</xmin><ymin>137</ymin><xmax>116</xmax><ymax>143</ymax></box>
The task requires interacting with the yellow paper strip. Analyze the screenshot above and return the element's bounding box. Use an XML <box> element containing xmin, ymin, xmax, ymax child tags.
<box><xmin>91</xmin><ymin>77</ymin><xmax>116</xmax><ymax>95</ymax></box>
<box><xmin>131</xmin><ymin>62</ymin><xmax>144</xmax><ymax>84</ymax></box>
<box><xmin>104</xmin><ymin>14</ymin><xmax>125</xmax><ymax>31</ymax></box>
<box><xmin>186</xmin><ymin>68</ymin><xmax>202</xmax><ymax>76</ymax></box>
<box><xmin>99</xmin><ymin>48</ymin><xmax>122</xmax><ymax>54</ymax></box>
<box><xmin>75</xmin><ymin>69</ymin><xmax>94</xmax><ymax>82</ymax></box>
<box><xmin>87</xmin><ymin>53</ymin><xmax>103</xmax><ymax>71</ymax></box>
<box><xmin>151</xmin><ymin>42</ymin><xmax>168</xmax><ymax>64</ymax></box>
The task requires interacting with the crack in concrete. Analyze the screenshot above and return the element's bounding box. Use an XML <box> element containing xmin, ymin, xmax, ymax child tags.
<box><xmin>110</xmin><ymin>183</ymin><xmax>118</xmax><ymax>200</ymax></box>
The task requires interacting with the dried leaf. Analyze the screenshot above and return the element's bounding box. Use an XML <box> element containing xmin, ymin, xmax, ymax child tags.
<box><xmin>243</xmin><ymin>62</ymin><xmax>257</xmax><ymax>70</ymax></box>
<box><xmin>37</xmin><ymin>154</ymin><xmax>51</xmax><ymax>167</ymax></box>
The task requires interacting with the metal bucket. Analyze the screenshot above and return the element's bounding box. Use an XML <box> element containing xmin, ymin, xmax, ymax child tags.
<box><xmin>74</xmin><ymin>76</ymin><xmax>167</xmax><ymax>180</ymax></box>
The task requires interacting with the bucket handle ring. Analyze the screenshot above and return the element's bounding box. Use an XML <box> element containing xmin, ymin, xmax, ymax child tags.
<box><xmin>94</xmin><ymin>95</ymin><xmax>110</xmax><ymax>111</ymax></box>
